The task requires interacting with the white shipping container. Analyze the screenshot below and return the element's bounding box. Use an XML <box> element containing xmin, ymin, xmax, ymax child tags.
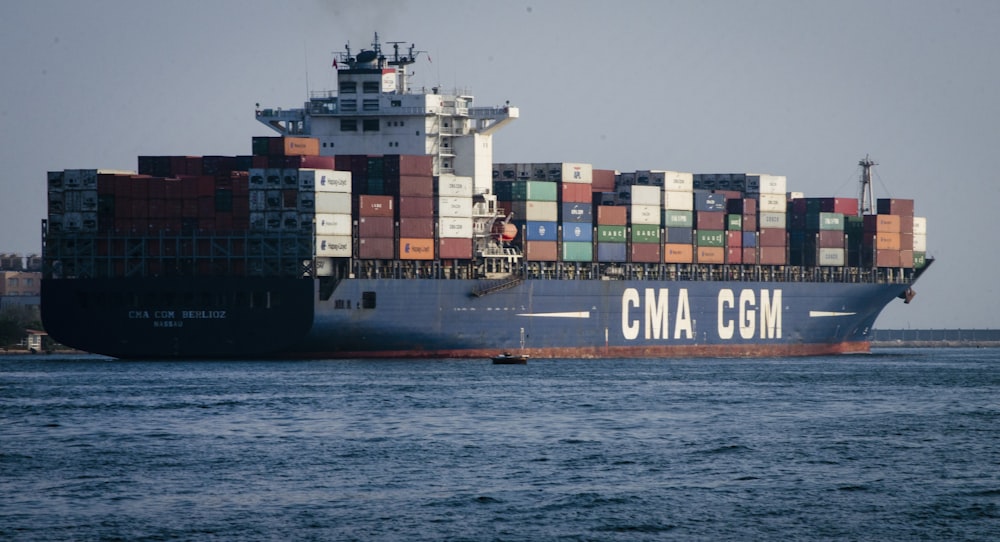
<box><xmin>912</xmin><ymin>216</ymin><xmax>927</xmax><ymax>235</ymax></box>
<box><xmin>758</xmin><ymin>212</ymin><xmax>787</xmax><ymax>229</ymax></box>
<box><xmin>787</xmin><ymin>191</ymin><xmax>804</xmax><ymax>200</ymax></box>
<box><xmin>315</xmin><ymin>236</ymin><xmax>352</xmax><ymax>257</ymax></box>
<box><xmin>758</xmin><ymin>194</ymin><xmax>787</xmax><ymax>213</ymax></box>
<box><xmin>437</xmin><ymin>175</ymin><xmax>474</xmax><ymax>197</ymax></box>
<box><xmin>304</xmin><ymin>169</ymin><xmax>352</xmax><ymax>192</ymax></box>
<box><xmin>522</xmin><ymin>200</ymin><xmax>559</xmax><ymax>222</ymax></box>
<box><xmin>315</xmin><ymin>213</ymin><xmax>352</xmax><ymax>236</ymax></box>
<box><xmin>913</xmin><ymin>233</ymin><xmax>927</xmax><ymax>252</ymax></box>
<box><xmin>656</xmin><ymin>171</ymin><xmax>693</xmax><ymax>191</ymax></box>
<box><xmin>664</xmin><ymin>189</ymin><xmax>694</xmax><ymax>211</ymax></box>
<box><xmin>437</xmin><ymin>196</ymin><xmax>473</xmax><ymax>218</ymax></box>
<box><xmin>555</xmin><ymin>162</ymin><xmax>593</xmax><ymax>184</ymax></box>
<box><xmin>818</xmin><ymin>248</ymin><xmax>846</xmax><ymax>266</ymax></box>
<box><xmin>438</xmin><ymin>217</ymin><xmax>475</xmax><ymax>238</ymax></box>
<box><xmin>748</xmin><ymin>174</ymin><xmax>787</xmax><ymax>195</ymax></box>
<box><xmin>629</xmin><ymin>185</ymin><xmax>661</xmax><ymax>206</ymax></box>
<box><xmin>630</xmin><ymin>204</ymin><xmax>661</xmax><ymax>225</ymax></box>
<box><xmin>314</xmin><ymin>192</ymin><xmax>351</xmax><ymax>214</ymax></box>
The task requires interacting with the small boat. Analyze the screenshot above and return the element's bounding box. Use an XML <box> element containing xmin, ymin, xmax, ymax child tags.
<box><xmin>492</xmin><ymin>351</ymin><xmax>528</xmax><ymax>364</ymax></box>
<box><xmin>492</xmin><ymin>327</ymin><xmax>528</xmax><ymax>364</ymax></box>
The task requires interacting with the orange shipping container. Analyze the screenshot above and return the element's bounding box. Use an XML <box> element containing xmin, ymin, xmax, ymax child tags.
<box><xmin>276</xmin><ymin>137</ymin><xmax>320</xmax><ymax>156</ymax></box>
<box><xmin>863</xmin><ymin>214</ymin><xmax>901</xmax><ymax>233</ymax></box>
<box><xmin>696</xmin><ymin>246</ymin><xmax>725</xmax><ymax>264</ymax></box>
<box><xmin>561</xmin><ymin>183</ymin><xmax>592</xmax><ymax>203</ymax></box>
<box><xmin>864</xmin><ymin>232</ymin><xmax>901</xmax><ymax>250</ymax></box>
<box><xmin>399</xmin><ymin>238</ymin><xmax>435</xmax><ymax>260</ymax></box>
<box><xmin>663</xmin><ymin>243</ymin><xmax>693</xmax><ymax>263</ymax></box>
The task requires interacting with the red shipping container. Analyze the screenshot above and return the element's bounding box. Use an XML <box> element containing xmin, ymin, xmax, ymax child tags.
<box><xmin>592</xmin><ymin>169</ymin><xmax>616</xmax><ymax>192</ymax></box>
<box><xmin>358</xmin><ymin>237</ymin><xmax>394</xmax><ymax>259</ymax></box>
<box><xmin>726</xmin><ymin>230</ymin><xmax>743</xmax><ymax>247</ymax></box>
<box><xmin>525</xmin><ymin>240</ymin><xmax>558</xmax><ymax>261</ymax></box>
<box><xmin>400</xmin><ymin>217</ymin><xmax>435</xmax><ymax>238</ymax></box>
<box><xmin>561</xmin><ymin>183</ymin><xmax>591</xmax><ymax>203</ymax></box>
<box><xmin>758</xmin><ymin>228</ymin><xmax>786</xmax><ymax>247</ymax></box>
<box><xmin>759</xmin><ymin>246</ymin><xmax>787</xmax><ymax>265</ymax></box>
<box><xmin>697</xmin><ymin>246</ymin><xmax>725</xmax><ymax>264</ymax></box>
<box><xmin>398</xmin><ymin>196</ymin><xmax>434</xmax><ymax>218</ymax></box>
<box><xmin>742</xmin><ymin>214</ymin><xmax>757</xmax><ymax>231</ymax></box>
<box><xmin>899</xmin><ymin>249</ymin><xmax>914</xmax><ymax>268</ymax></box>
<box><xmin>630</xmin><ymin>243</ymin><xmax>661</xmax><ymax>263</ymax></box>
<box><xmin>397</xmin><ymin>175</ymin><xmax>434</xmax><ymax>197</ymax></box>
<box><xmin>385</xmin><ymin>154</ymin><xmax>433</xmax><ymax>177</ymax></box>
<box><xmin>358</xmin><ymin>195</ymin><xmax>394</xmax><ymax>217</ymax></box>
<box><xmin>284</xmin><ymin>155</ymin><xmax>336</xmax><ymax>169</ymax></box>
<box><xmin>438</xmin><ymin>238</ymin><xmax>473</xmax><ymax>259</ymax></box>
<box><xmin>697</xmin><ymin>211</ymin><xmax>726</xmax><ymax>230</ymax></box>
<box><xmin>876</xmin><ymin>198</ymin><xmax>914</xmax><ymax>216</ymax></box>
<box><xmin>817</xmin><ymin>230</ymin><xmax>845</xmax><ymax>248</ymax></box>
<box><xmin>742</xmin><ymin>247</ymin><xmax>758</xmax><ymax>265</ymax></box>
<box><xmin>358</xmin><ymin>216</ymin><xmax>394</xmax><ymax>238</ymax></box>
<box><xmin>130</xmin><ymin>176</ymin><xmax>150</xmax><ymax>199</ymax></box>
<box><xmin>726</xmin><ymin>247</ymin><xmax>742</xmax><ymax>263</ymax></box>
<box><xmin>899</xmin><ymin>215</ymin><xmax>914</xmax><ymax>235</ymax></box>
<box><xmin>866</xmin><ymin>249</ymin><xmax>901</xmax><ymax>267</ymax></box>
<box><xmin>821</xmin><ymin>197</ymin><xmax>858</xmax><ymax>215</ymax></box>
<box><xmin>597</xmin><ymin>206</ymin><xmax>628</xmax><ymax>225</ymax></box>
<box><xmin>197</xmin><ymin>176</ymin><xmax>215</xmax><ymax>198</ymax></box>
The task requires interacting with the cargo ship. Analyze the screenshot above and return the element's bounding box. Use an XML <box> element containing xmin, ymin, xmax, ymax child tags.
<box><xmin>40</xmin><ymin>34</ymin><xmax>931</xmax><ymax>359</ymax></box>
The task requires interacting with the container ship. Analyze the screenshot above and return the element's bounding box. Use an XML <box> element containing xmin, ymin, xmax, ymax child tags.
<box><xmin>40</xmin><ymin>34</ymin><xmax>931</xmax><ymax>359</ymax></box>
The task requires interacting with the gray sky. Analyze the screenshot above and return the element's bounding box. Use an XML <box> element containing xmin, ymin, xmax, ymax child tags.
<box><xmin>2</xmin><ymin>0</ymin><xmax>997</xmax><ymax>329</ymax></box>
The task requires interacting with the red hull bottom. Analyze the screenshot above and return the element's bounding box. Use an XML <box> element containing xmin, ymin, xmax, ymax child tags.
<box><xmin>281</xmin><ymin>341</ymin><xmax>871</xmax><ymax>360</ymax></box>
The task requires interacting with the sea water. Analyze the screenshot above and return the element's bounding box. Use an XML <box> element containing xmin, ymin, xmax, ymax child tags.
<box><xmin>2</xmin><ymin>349</ymin><xmax>998</xmax><ymax>541</ymax></box>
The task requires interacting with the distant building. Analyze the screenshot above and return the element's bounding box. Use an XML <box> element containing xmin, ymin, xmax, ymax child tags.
<box><xmin>0</xmin><ymin>271</ymin><xmax>42</xmax><ymax>296</ymax></box>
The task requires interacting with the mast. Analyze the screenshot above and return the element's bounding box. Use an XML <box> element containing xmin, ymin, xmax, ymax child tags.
<box><xmin>858</xmin><ymin>154</ymin><xmax>877</xmax><ymax>215</ymax></box>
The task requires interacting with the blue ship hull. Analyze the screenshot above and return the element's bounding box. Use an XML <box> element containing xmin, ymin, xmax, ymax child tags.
<box><xmin>42</xmin><ymin>273</ymin><xmax>915</xmax><ymax>359</ymax></box>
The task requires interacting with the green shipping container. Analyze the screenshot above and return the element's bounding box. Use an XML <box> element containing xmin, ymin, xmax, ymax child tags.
<box><xmin>662</xmin><ymin>210</ymin><xmax>694</xmax><ymax>228</ymax></box>
<box><xmin>597</xmin><ymin>225</ymin><xmax>627</xmax><ymax>243</ymax></box>
<box><xmin>807</xmin><ymin>212</ymin><xmax>844</xmax><ymax>231</ymax></box>
<box><xmin>631</xmin><ymin>224</ymin><xmax>661</xmax><ymax>244</ymax></box>
<box><xmin>913</xmin><ymin>251</ymin><xmax>927</xmax><ymax>268</ymax></box>
<box><xmin>727</xmin><ymin>214</ymin><xmax>742</xmax><ymax>231</ymax></box>
<box><xmin>519</xmin><ymin>180</ymin><xmax>558</xmax><ymax>201</ymax></box>
<box><xmin>561</xmin><ymin>241</ymin><xmax>593</xmax><ymax>262</ymax></box>
<box><xmin>696</xmin><ymin>230</ymin><xmax>725</xmax><ymax>247</ymax></box>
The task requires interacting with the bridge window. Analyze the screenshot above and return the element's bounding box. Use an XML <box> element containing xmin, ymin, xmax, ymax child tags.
<box><xmin>340</xmin><ymin>119</ymin><xmax>358</xmax><ymax>132</ymax></box>
<box><xmin>362</xmin><ymin>99</ymin><xmax>379</xmax><ymax>111</ymax></box>
<box><xmin>363</xmin><ymin>81</ymin><xmax>380</xmax><ymax>93</ymax></box>
<box><xmin>339</xmin><ymin>82</ymin><xmax>356</xmax><ymax>94</ymax></box>
<box><xmin>363</xmin><ymin>119</ymin><xmax>380</xmax><ymax>132</ymax></box>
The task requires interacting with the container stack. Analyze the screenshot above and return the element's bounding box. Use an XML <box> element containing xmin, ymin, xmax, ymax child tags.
<box><xmin>663</xmin><ymin>171</ymin><xmax>695</xmax><ymax>264</ymax></box>
<box><xmin>858</xmin><ymin>198</ymin><xmax>916</xmax><ymax>269</ymax></box>
<box><xmin>628</xmin><ymin>185</ymin><xmax>661</xmax><ymax>263</ymax></box>
<box><xmin>312</xmin><ymin>169</ymin><xmax>353</xmax><ymax>258</ymax></box>
<box><xmin>595</xmin><ymin>206</ymin><xmax>627</xmax><ymax>262</ymax></box>
<box><xmin>495</xmin><ymin>177</ymin><xmax>559</xmax><ymax>261</ymax></box>
<box><xmin>437</xmin><ymin>174</ymin><xmax>475</xmax><ymax>259</ymax></box>
<box><xmin>559</xmin><ymin>168</ymin><xmax>594</xmax><ymax>262</ymax></box>
<box><xmin>692</xmin><ymin>189</ymin><xmax>726</xmax><ymax>264</ymax></box>
<box><xmin>750</xmin><ymin>174</ymin><xmax>788</xmax><ymax>265</ymax></box>
<box><xmin>788</xmin><ymin>197</ymin><xmax>856</xmax><ymax>267</ymax></box>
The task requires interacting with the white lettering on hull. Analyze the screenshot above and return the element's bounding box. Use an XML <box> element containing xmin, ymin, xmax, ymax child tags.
<box><xmin>623</xmin><ymin>288</ymin><xmax>782</xmax><ymax>341</ymax></box>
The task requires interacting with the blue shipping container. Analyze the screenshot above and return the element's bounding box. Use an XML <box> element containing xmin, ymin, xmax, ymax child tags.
<box><xmin>561</xmin><ymin>202</ymin><xmax>593</xmax><ymax>223</ymax></box>
<box><xmin>666</xmin><ymin>227</ymin><xmax>694</xmax><ymax>244</ymax></box>
<box><xmin>561</xmin><ymin>222</ymin><xmax>594</xmax><ymax>242</ymax></box>
<box><xmin>743</xmin><ymin>231</ymin><xmax>757</xmax><ymax>247</ymax></box>
<box><xmin>522</xmin><ymin>220</ymin><xmax>559</xmax><ymax>241</ymax></box>
<box><xmin>694</xmin><ymin>190</ymin><xmax>727</xmax><ymax>212</ymax></box>
<box><xmin>597</xmin><ymin>242</ymin><xmax>627</xmax><ymax>262</ymax></box>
